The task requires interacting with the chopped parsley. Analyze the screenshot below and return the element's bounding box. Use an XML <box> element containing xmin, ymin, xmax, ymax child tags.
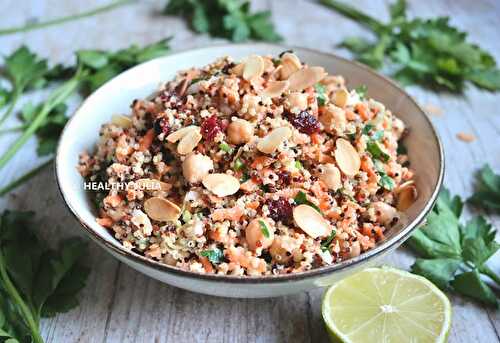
<box><xmin>200</xmin><ymin>248</ymin><xmax>224</xmax><ymax>264</ymax></box>
<box><xmin>295</xmin><ymin>160</ymin><xmax>303</xmax><ymax>169</ymax></box>
<box><xmin>366</xmin><ymin>140</ymin><xmax>390</xmax><ymax>162</ymax></box>
<box><xmin>259</xmin><ymin>220</ymin><xmax>270</xmax><ymax>238</ymax></box>
<box><xmin>362</xmin><ymin>123</ymin><xmax>374</xmax><ymax>135</ymax></box>
<box><xmin>219</xmin><ymin>142</ymin><xmax>233</xmax><ymax>154</ymax></box>
<box><xmin>354</xmin><ymin>84</ymin><xmax>368</xmax><ymax>99</ymax></box>
<box><xmin>233</xmin><ymin>158</ymin><xmax>245</xmax><ymax>171</ymax></box>
<box><xmin>321</xmin><ymin>229</ymin><xmax>337</xmax><ymax>252</ymax></box>
<box><xmin>314</xmin><ymin>83</ymin><xmax>328</xmax><ymax>106</ymax></box>
<box><xmin>294</xmin><ymin>191</ymin><xmax>322</xmax><ymax>214</ymax></box>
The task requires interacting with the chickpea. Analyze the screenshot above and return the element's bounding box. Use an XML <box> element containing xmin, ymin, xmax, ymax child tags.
<box><xmin>286</xmin><ymin>92</ymin><xmax>308</xmax><ymax>111</ymax></box>
<box><xmin>349</xmin><ymin>241</ymin><xmax>361</xmax><ymax>258</ymax></box>
<box><xmin>372</xmin><ymin>202</ymin><xmax>399</xmax><ymax>226</ymax></box>
<box><xmin>245</xmin><ymin>218</ymin><xmax>274</xmax><ymax>251</ymax></box>
<box><xmin>227</xmin><ymin>118</ymin><xmax>254</xmax><ymax>145</ymax></box>
<box><xmin>319</xmin><ymin>163</ymin><xmax>342</xmax><ymax>191</ymax></box>
<box><xmin>182</xmin><ymin>153</ymin><xmax>213</xmax><ymax>183</ymax></box>
<box><xmin>269</xmin><ymin>237</ymin><xmax>292</xmax><ymax>264</ymax></box>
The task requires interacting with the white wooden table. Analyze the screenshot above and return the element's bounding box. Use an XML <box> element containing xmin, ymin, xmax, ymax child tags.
<box><xmin>0</xmin><ymin>1</ymin><xmax>499</xmax><ymax>342</ymax></box>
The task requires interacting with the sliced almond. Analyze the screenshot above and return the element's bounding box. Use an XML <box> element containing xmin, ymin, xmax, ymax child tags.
<box><xmin>396</xmin><ymin>184</ymin><xmax>418</xmax><ymax>211</ymax></box>
<box><xmin>144</xmin><ymin>197</ymin><xmax>182</xmax><ymax>222</ymax></box>
<box><xmin>202</xmin><ymin>173</ymin><xmax>240</xmax><ymax>197</ymax></box>
<box><xmin>166</xmin><ymin>125</ymin><xmax>200</xmax><ymax>143</ymax></box>
<box><xmin>231</xmin><ymin>63</ymin><xmax>245</xmax><ymax>76</ymax></box>
<box><xmin>288</xmin><ymin>66</ymin><xmax>326</xmax><ymax>91</ymax></box>
<box><xmin>331</xmin><ymin>89</ymin><xmax>349</xmax><ymax>108</ymax></box>
<box><xmin>243</xmin><ymin>55</ymin><xmax>264</xmax><ymax>80</ymax></box>
<box><xmin>177</xmin><ymin>129</ymin><xmax>202</xmax><ymax>155</ymax></box>
<box><xmin>135</xmin><ymin>178</ymin><xmax>171</xmax><ymax>192</ymax></box>
<box><xmin>334</xmin><ymin>138</ymin><xmax>360</xmax><ymax>177</ymax></box>
<box><xmin>319</xmin><ymin>164</ymin><xmax>342</xmax><ymax>191</ymax></box>
<box><xmin>257</xmin><ymin>127</ymin><xmax>292</xmax><ymax>154</ymax></box>
<box><xmin>261</xmin><ymin>80</ymin><xmax>290</xmax><ymax>98</ymax></box>
<box><xmin>280</xmin><ymin>53</ymin><xmax>302</xmax><ymax>80</ymax></box>
<box><xmin>131</xmin><ymin>209</ymin><xmax>153</xmax><ymax>235</ymax></box>
<box><xmin>111</xmin><ymin>114</ymin><xmax>133</xmax><ymax>129</ymax></box>
<box><xmin>293</xmin><ymin>204</ymin><xmax>331</xmax><ymax>238</ymax></box>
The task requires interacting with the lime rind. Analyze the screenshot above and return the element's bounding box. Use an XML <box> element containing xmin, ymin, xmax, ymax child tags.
<box><xmin>321</xmin><ymin>267</ymin><xmax>452</xmax><ymax>343</ymax></box>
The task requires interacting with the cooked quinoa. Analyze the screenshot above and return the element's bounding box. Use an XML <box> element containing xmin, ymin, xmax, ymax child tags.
<box><xmin>78</xmin><ymin>53</ymin><xmax>417</xmax><ymax>276</ymax></box>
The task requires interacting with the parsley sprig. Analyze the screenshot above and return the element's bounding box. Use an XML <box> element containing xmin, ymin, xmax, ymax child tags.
<box><xmin>469</xmin><ymin>164</ymin><xmax>500</xmax><ymax>213</ymax></box>
<box><xmin>407</xmin><ymin>188</ymin><xmax>500</xmax><ymax>307</ymax></box>
<box><xmin>164</xmin><ymin>0</ymin><xmax>282</xmax><ymax>42</ymax></box>
<box><xmin>0</xmin><ymin>210</ymin><xmax>90</xmax><ymax>342</ymax></box>
<box><xmin>320</xmin><ymin>0</ymin><xmax>500</xmax><ymax>92</ymax></box>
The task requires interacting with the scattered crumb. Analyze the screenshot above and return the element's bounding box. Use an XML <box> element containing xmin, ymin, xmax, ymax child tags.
<box><xmin>424</xmin><ymin>103</ymin><xmax>443</xmax><ymax>116</ymax></box>
<box><xmin>456</xmin><ymin>132</ymin><xmax>476</xmax><ymax>142</ymax></box>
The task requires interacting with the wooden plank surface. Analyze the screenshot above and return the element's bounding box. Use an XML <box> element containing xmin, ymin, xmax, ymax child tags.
<box><xmin>0</xmin><ymin>0</ymin><xmax>499</xmax><ymax>342</ymax></box>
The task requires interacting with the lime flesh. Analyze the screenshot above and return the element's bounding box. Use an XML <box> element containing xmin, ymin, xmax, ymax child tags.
<box><xmin>322</xmin><ymin>267</ymin><xmax>451</xmax><ymax>343</ymax></box>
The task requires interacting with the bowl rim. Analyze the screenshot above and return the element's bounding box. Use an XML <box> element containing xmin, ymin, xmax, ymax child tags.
<box><xmin>55</xmin><ymin>42</ymin><xmax>444</xmax><ymax>284</ymax></box>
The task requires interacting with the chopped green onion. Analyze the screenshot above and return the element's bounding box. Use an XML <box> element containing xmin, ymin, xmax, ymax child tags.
<box><xmin>182</xmin><ymin>210</ymin><xmax>192</xmax><ymax>222</ymax></box>
<box><xmin>295</xmin><ymin>160</ymin><xmax>303</xmax><ymax>169</ymax></box>
<box><xmin>314</xmin><ymin>83</ymin><xmax>327</xmax><ymax>106</ymax></box>
<box><xmin>354</xmin><ymin>84</ymin><xmax>368</xmax><ymax>99</ymax></box>
<box><xmin>366</xmin><ymin>141</ymin><xmax>390</xmax><ymax>162</ymax></box>
<box><xmin>233</xmin><ymin>158</ymin><xmax>245</xmax><ymax>171</ymax></box>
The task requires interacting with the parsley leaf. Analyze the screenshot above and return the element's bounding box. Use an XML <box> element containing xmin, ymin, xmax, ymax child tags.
<box><xmin>294</xmin><ymin>191</ymin><xmax>322</xmax><ymax>214</ymax></box>
<box><xmin>0</xmin><ymin>210</ymin><xmax>90</xmax><ymax>342</ymax></box>
<box><xmin>451</xmin><ymin>270</ymin><xmax>498</xmax><ymax>307</ymax></box>
<box><xmin>366</xmin><ymin>140</ymin><xmax>390</xmax><ymax>162</ymax></box>
<box><xmin>314</xmin><ymin>83</ymin><xmax>327</xmax><ymax>106</ymax></box>
<box><xmin>407</xmin><ymin>188</ymin><xmax>500</xmax><ymax>307</ymax></box>
<box><xmin>411</xmin><ymin>258</ymin><xmax>461</xmax><ymax>289</ymax></box>
<box><xmin>320</xmin><ymin>0</ymin><xmax>500</xmax><ymax>92</ymax></box>
<box><xmin>19</xmin><ymin>102</ymin><xmax>68</xmax><ymax>156</ymax></box>
<box><xmin>0</xmin><ymin>46</ymin><xmax>50</xmax><ymax>126</ymax></box>
<box><xmin>164</xmin><ymin>0</ymin><xmax>282</xmax><ymax>42</ymax></box>
<box><xmin>468</xmin><ymin>164</ymin><xmax>500</xmax><ymax>213</ymax></box>
<box><xmin>354</xmin><ymin>84</ymin><xmax>367</xmax><ymax>99</ymax></box>
<box><xmin>200</xmin><ymin>248</ymin><xmax>224</xmax><ymax>264</ymax></box>
<box><xmin>259</xmin><ymin>220</ymin><xmax>270</xmax><ymax>238</ymax></box>
<box><xmin>321</xmin><ymin>229</ymin><xmax>337</xmax><ymax>252</ymax></box>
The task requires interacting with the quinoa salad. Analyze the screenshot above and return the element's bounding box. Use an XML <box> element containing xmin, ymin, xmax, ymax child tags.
<box><xmin>78</xmin><ymin>52</ymin><xmax>417</xmax><ymax>276</ymax></box>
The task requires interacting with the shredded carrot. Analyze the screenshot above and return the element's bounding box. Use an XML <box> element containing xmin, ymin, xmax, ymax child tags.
<box><xmin>138</xmin><ymin>129</ymin><xmax>154</xmax><ymax>151</ymax></box>
<box><xmin>199</xmin><ymin>256</ymin><xmax>214</xmax><ymax>273</ymax></box>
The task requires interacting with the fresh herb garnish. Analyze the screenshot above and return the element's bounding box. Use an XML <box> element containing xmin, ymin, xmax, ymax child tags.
<box><xmin>361</xmin><ymin>123</ymin><xmax>374</xmax><ymax>135</ymax></box>
<box><xmin>294</xmin><ymin>191</ymin><xmax>322</xmax><ymax>214</ymax></box>
<box><xmin>0</xmin><ymin>210</ymin><xmax>90</xmax><ymax>342</ymax></box>
<box><xmin>200</xmin><ymin>248</ymin><xmax>224</xmax><ymax>264</ymax></box>
<box><xmin>354</xmin><ymin>84</ymin><xmax>367</xmax><ymax>99</ymax></box>
<box><xmin>321</xmin><ymin>229</ymin><xmax>337</xmax><ymax>252</ymax></box>
<box><xmin>366</xmin><ymin>140</ymin><xmax>390</xmax><ymax>162</ymax></box>
<box><xmin>259</xmin><ymin>220</ymin><xmax>270</xmax><ymax>238</ymax></box>
<box><xmin>0</xmin><ymin>46</ymin><xmax>50</xmax><ymax>126</ymax></box>
<box><xmin>19</xmin><ymin>102</ymin><xmax>68</xmax><ymax>156</ymax></box>
<box><xmin>219</xmin><ymin>142</ymin><xmax>234</xmax><ymax>154</ymax></box>
<box><xmin>164</xmin><ymin>0</ymin><xmax>282</xmax><ymax>42</ymax></box>
<box><xmin>233</xmin><ymin>158</ymin><xmax>245</xmax><ymax>171</ymax></box>
<box><xmin>407</xmin><ymin>188</ymin><xmax>500</xmax><ymax>307</ymax></box>
<box><xmin>314</xmin><ymin>83</ymin><xmax>327</xmax><ymax>106</ymax></box>
<box><xmin>468</xmin><ymin>164</ymin><xmax>500</xmax><ymax>213</ymax></box>
<box><xmin>320</xmin><ymin>0</ymin><xmax>500</xmax><ymax>92</ymax></box>
<box><xmin>373</xmin><ymin>160</ymin><xmax>394</xmax><ymax>190</ymax></box>
<box><xmin>295</xmin><ymin>160</ymin><xmax>303</xmax><ymax>169</ymax></box>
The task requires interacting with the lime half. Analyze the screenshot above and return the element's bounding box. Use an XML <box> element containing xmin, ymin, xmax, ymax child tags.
<box><xmin>322</xmin><ymin>267</ymin><xmax>451</xmax><ymax>343</ymax></box>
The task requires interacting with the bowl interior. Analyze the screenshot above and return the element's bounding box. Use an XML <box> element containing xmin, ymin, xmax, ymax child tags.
<box><xmin>56</xmin><ymin>43</ymin><xmax>442</xmax><ymax>279</ymax></box>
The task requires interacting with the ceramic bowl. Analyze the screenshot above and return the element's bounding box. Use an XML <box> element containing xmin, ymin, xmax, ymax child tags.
<box><xmin>56</xmin><ymin>43</ymin><xmax>444</xmax><ymax>298</ymax></box>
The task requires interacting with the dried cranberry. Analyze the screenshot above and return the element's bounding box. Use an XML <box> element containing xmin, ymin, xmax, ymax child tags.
<box><xmin>267</xmin><ymin>197</ymin><xmax>293</xmax><ymax>224</ymax></box>
<box><xmin>287</xmin><ymin>110</ymin><xmax>320</xmax><ymax>134</ymax></box>
<box><xmin>153</xmin><ymin>117</ymin><xmax>170</xmax><ymax>136</ymax></box>
<box><xmin>276</xmin><ymin>171</ymin><xmax>291</xmax><ymax>187</ymax></box>
<box><xmin>201</xmin><ymin>115</ymin><xmax>223</xmax><ymax>142</ymax></box>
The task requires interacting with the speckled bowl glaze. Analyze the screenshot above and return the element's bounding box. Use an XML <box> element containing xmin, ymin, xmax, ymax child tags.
<box><xmin>56</xmin><ymin>43</ymin><xmax>444</xmax><ymax>298</ymax></box>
